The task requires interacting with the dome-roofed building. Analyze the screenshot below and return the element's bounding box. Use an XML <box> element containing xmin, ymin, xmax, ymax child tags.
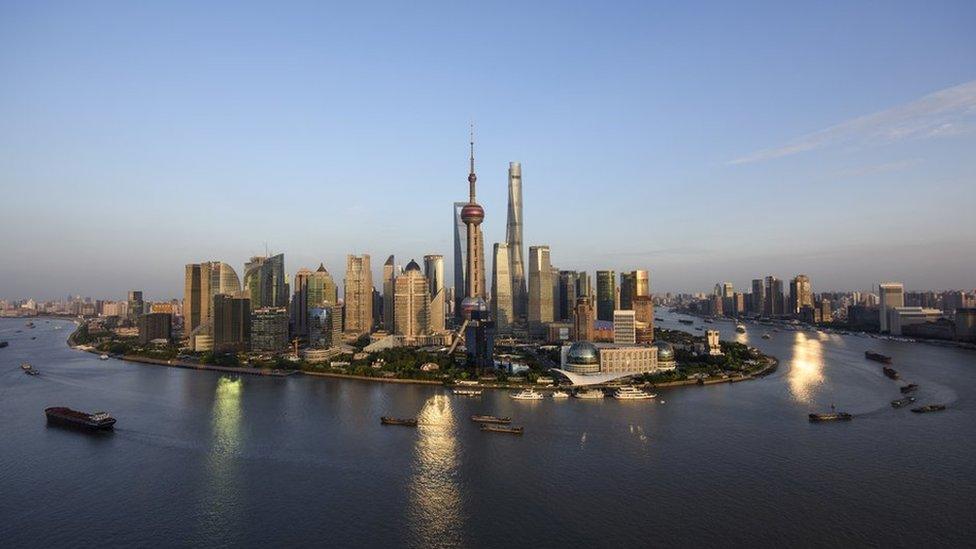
<box><xmin>565</xmin><ymin>341</ymin><xmax>600</xmax><ymax>374</ymax></box>
<box><xmin>653</xmin><ymin>341</ymin><xmax>675</xmax><ymax>363</ymax></box>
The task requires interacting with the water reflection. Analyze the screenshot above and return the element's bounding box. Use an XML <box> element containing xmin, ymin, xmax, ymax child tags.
<box><xmin>409</xmin><ymin>394</ymin><xmax>463</xmax><ymax>547</ymax></box>
<box><xmin>788</xmin><ymin>332</ymin><xmax>825</xmax><ymax>403</ymax></box>
<box><xmin>200</xmin><ymin>376</ymin><xmax>243</xmax><ymax>533</ymax></box>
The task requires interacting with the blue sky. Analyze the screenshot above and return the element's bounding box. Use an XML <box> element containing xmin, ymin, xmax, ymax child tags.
<box><xmin>1</xmin><ymin>1</ymin><xmax>974</xmax><ymax>300</ymax></box>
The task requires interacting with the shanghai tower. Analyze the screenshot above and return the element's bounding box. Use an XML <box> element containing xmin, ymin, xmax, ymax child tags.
<box><xmin>506</xmin><ymin>162</ymin><xmax>527</xmax><ymax>320</ymax></box>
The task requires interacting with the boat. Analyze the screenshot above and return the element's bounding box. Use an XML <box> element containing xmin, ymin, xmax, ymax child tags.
<box><xmin>573</xmin><ymin>389</ymin><xmax>605</xmax><ymax>399</ymax></box>
<box><xmin>470</xmin><ymin>415</ymin><xmax>511</xmax><ymax>424</ymax></box>
<box><xmin>613</xmin><ymin>386</ymin><xmax>656</xmax><ymax>400</ymax></box>
<box><xmin>0</xmin><ymin>341</ymin><xmax>8</xmax><ymax>348</ymax></box>
<box><xmin>22</xmin><ymin>363</ymin><xmax>39</xmax><ymax>376</ymax></box>
<box><xmin>678</xmin><ymin>319</ymin><xmax>694</xmax><ymax>325</ymax></box>
<box><xmin>704</xmin><ymin>318</ymin><xmax>714</xmax><ymax>324</ymax></box>
<box><xmin>761</xmin><ymin>333</ymin><xmax>771</xmax><ymax>339</ymax></box>
<box><xmin>694</xmin><ymin>327</ymin><xmax>704</xmax><ymax>331</ymax></box>
<box><xmin>480</xmin><ymin>424</ymin><xmax>523</xmax><ymax>435</ymax></box>
<box><xmin>511</xmin><ymin>389</ymin><xmax>544</xmax><ymax>400</ymax></box>
<box><xmin>900</xmin><ymin>383</ymin><xmax>919</xmax><ymax>394</ymax></box>
<box><xmin>551</xmin><ymin>391</ymin><xmax>570</xmax><ymax>399</ymax></box>
<box><xmin>31</xmin><ymin>336</ymin><xmax>36</xmax><ymax>340</ymax></box>
<box><xmin>865</xmin><ymin>351</ymin><xmax>892</xmax><ymax>364</ymax></box>
<box><xmin>45</xmin><ymin>407</ymin><xmax>116</xmax><ymax>430</ymax></box>
<box><xmin>808</xmin><ymin>412</ymin><xmax>853</xmax><ymax>422</ymax></box>
<box><xmin>100</xmin><ymin>354</ymin><xmax>109</xmax><ymax>360</ymax></box>
<box><xmin>911</xmin><ymin>404</ymin><xmax>946</xmax><ymax>414</ymax></box>
<box><xmin>453</xmin><ymin>388</ymin><xmax>482</xmax><ymax>396</ymax></box>
<box><xmin>883</xmin><ymin>367</ymin><xmax>899</xmax><ymax>380</ymax></box>
<box><xmin>891</xmin><ymin>396</ymin><xmax>917</xmax><ymax>408</ymax></box>
<box><xmin>654</xmin><ymin>317</ymin><xmax>663</xmax><ymax>322</ymax></box>
<box><xmin>380</xmin><ymin>416</ymin><xmax>418</xmax><ymax>426</ymax></box>
<box><xmin>735</xmin><ymin>324</ymin><xmax>746</xmax><ymax>333</ymax></box>
<box><xmin>26</xmin><ymin>322</ymin><xmax>35</xmax><ymax>328</ymax></box>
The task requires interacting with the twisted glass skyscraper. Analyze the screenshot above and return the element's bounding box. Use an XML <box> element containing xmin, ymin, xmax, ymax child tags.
<box><xmin>506</xmin><ymin>162</ymin><xmax>527</xmax><ymax>320</ymax></box>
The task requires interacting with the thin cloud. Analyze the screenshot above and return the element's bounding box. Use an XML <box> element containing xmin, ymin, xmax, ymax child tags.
<box><xmin>834</xmin><ymin>158</ymin><xmax>922</xmax><ymax>178</ymax></box>
<box><xmin>730</xmin><ymin>80</ymin><xmax>976</xmax><ymax>165</ymax></box>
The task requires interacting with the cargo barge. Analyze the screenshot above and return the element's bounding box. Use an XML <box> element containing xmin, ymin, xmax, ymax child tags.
<box><xmin>45</xmin><ymin>407</ymin><xmax>116</xmax><ymax>430</ymax></box>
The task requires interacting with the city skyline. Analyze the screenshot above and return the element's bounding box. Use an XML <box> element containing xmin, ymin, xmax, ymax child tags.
<box><xmin>2</xmin><ymin>3</ymin><xmax>976</xmax><ymax>299</ymax></box>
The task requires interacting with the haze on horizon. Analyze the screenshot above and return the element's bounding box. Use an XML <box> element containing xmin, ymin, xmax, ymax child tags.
<box><xmin>1</xmin><ymin>2</ymin><xmax>974</xmax><ymax>301</ymax></box>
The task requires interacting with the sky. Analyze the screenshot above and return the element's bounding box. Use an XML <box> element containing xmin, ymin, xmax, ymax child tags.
<box><xmin>1</xmin><ymin>1</ymin><xmax>975</xmax><ymax>301</ymax></box>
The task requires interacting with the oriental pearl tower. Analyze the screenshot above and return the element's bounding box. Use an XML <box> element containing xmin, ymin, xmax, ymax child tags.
<box><xmin>460</xmin><ymin>126</ymin><xmax>487</xmax><ymax>319</ymax></box>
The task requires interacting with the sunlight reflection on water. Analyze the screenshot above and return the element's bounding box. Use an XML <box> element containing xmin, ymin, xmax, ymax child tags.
<box><xmin>409</xmin><ymin>394</ymin><xmax>463</xmax><ymax>547</ymax></box>
<box><xmin>788</xmin><ymin>332</ymin><xmax>825</xmax><ymax>403</ymax></box>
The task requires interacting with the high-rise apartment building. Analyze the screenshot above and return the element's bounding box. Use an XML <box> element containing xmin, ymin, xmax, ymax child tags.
<box><xmin>491</xmin><ymin>243</ymin><xmax>513</xmax><ymax>333</ymax></box>
<box><xmin>528</xmin><ymin>245</ymin><xmax>553</xmax><ymax>337</ymax></box>
<box><xmin>394</xmin><ymin>260</ymin><xmax>430</xmax><ymax>342</ymax></box>
<box><xmin>344</xmin><ymin>254</ymin><xmax>373</xmax><ymax>335</ymax></box>
<box><xmin>127</xmin><ymin>290</ymin><xmax>144</xmax><ymax>322</ymax></box>
<box><xmin>613</xmin><ymin>310</ymin><xmax>637</xmax><ymax>345</ymax></box>
<box><xmin>382</xmin><ymin>255</ymin><xmax>396</xmax><ymax>332</ymax></box>
<box><xmin>138</xmin><ymin>312</ymin><xmax>172</xmax><ymax>345</ymax></box>
<box><xmin>506</xmin><ymin>161</ymin><xmax>527</xmax><ymax>321</ymax></box>
<box><xmin>424</xmin><ymin>254</ymin><xmax>446</xmax><ymax>333</ymax></box>
<box><xmin>879</xmin><ymin>282</ymin><xmax>905</xmax><ymax>333</ymax></box>
<box><xmin>596</xmin><ymin>270</ymin><xmax>617</xmax><ymax>321</ymax></box>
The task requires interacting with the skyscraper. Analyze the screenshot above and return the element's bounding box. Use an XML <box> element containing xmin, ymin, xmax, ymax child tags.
<box><xmin>424</xmin><ymin>254</ymin><xmax>446</xmax><ymax>333</ymax></box>
<box><xmin>251</xmin><ymin>307</ymin><xmax>289</xmax><ymax>352</ymax></box>
<box><xmin>213</xmin><ymin>294</ymin><xmax>250</xmax><ymax>353</ymax></box>
<box><xmin>620</xmin><ymin>270</ymin><xmax>649</xmax><ymax>310</ymax></box>
<box><xmin>633</xmin><ymin>295</ymin><xmax>654</xmax><ymax>342</ymax></box>
<box><xmin>751</xmin><ymin>278</ymin><xmax>766</xmax><ymax>315</ymax></box>
<box><xmin>559</xmin><ymin>271</ymin><xmax>579</xmax><ymax>321</ymax></box>
<box><xmin>879</xmin><ymin>282</ymin><xmax>905</xmax><ymax>333</ymax></box>
<box><xmin>789</xmin><ymin>274</ymin><xmax>813</xmax><ymax>316</ymax></box>
<box><xmin>491</xmin><ymin>243</ymin><xmax>513</xmax><ymax>333</ymax></box>
<box><xmin>184</xmin><ymin>261</ymin><xmax>242</xmax><ymax>338</ymax></box>
<box><xmin>394</xmin><ymin>260</ymin><xmax>431</xmax><ymax>342</ymax></box>
<box><xmin>573</xmin><ymin>295</ymin><xmax>594</xmax><ymax>342</ymax></box>
<box><xmin>527</xmin><ymin>245</ymin><xmax>553</xmax><ymax>337</ymax></box>
<box><xmin>506</xmin><ymin>161</ymin><xmax>527</xmax><ymax>321</ymax></box>
<box><xmin>596</xmin><ymin>270</ymin><xmax>617</xmax><ymax>321</ymax></box>
<box><xmin>292</xmin><ymin>268</ymin><xmax>313</xmax><ymax>339</ymax></box>
<box><xmin>243</xmin><ymin>253</ymin><xmax>287</xmax><ymax>310</ymax></box>
<box><xmin>383</xmin><ymin>255</ymin><xmax>396</xmax><ymax>332</ymax></box>
<box><xmin>764</xmin><ymin>276</ymin><xmax>785</xmax><ymax>316</ymax></box>
<box><xmin>344</xmin><ymin>254</ymin><xmax>373</xmax><ymax>335</ymax></box>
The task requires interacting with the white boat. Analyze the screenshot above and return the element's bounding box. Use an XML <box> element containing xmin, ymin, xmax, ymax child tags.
<box><xmin>453</xmin><ymin>388</ymin><xmax>482</xmax><ymax>396</ymax></box>
<box><xmin>511</xmin><ymin>389</ymin><xmax>544</xmax><ymax>400</ymax></box>
<box><xmin>573</xmin><ymin>389</ymin><xmax>605</xmax><ymax>399</ymax></box>
<box><xmin>613</xmin><ymin>386</ymin><xmax>656</xmax><ymax>400</ymax></box>
<box><xmin>99</xmin><ymin>354</ymin><xmax>109</xmax><ymax>360</ymax></box>
<box><xmin>735</xmin><ymin>324</ymin><xmax>746</xmax><ymax>333</ymax></box>
<box><xmin>551</xmin><ymin>391</ymin><xmax>570</xmax><ymax>399</ymax></box>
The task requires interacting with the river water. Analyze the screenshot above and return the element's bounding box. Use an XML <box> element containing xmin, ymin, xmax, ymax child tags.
<box><xmin>1</xmin><ymin>315</ymin><xmax>974</xmax><ymax>548</ymax></box>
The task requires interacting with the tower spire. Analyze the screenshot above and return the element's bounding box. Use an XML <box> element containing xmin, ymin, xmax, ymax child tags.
<box><xmin>468</xmin><ymin>123</ymin><xmax>477</xmax><ymax>202</ymax></box>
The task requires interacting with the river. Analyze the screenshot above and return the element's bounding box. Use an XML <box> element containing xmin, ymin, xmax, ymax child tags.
<box><xmin>1</xmin><ymin>315</ymin><xmax>974</xmax><ymax>547</ymax></box>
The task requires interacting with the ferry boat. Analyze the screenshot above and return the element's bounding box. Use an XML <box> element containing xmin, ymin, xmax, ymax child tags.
<box><xmin>900</xmin><ymin>383</ymin><xmax>919</xmax><ymax>394</ymax></box>
<box><xmin>511</xmin><ymin>389</ymin><xmax>544</xmax><ymax>400</ymax></box>
<box><xmin>613</xmin><ymin>386</ymin><xmax>655</xmax><ymax>400</ymax></box>
<box><xmin>21</xmin><ymin>362</ymin><xmax>39</xmax><ymax>376</ymax></box>
<box><xmin>911</xmin><ymin>404</ymin><xmax>946</xmax><ymax>414</ymax></box>
<box><xmin>455</xmin><ymin>380</ymin><xmax>480</xmax><ymax>386</ymax></box>
<box><xmin>100</xmin><ymin>354</ymin><xmax>109</xmax><ymax>360</ymax></box>
<box><xmin>883</xmin><ymin>367</ymin><xmax>899</xmax><ymax>380</ymax></box>
<box><xmin>453</xmin><ymin>388</ymin><xmax>482</xmax><ymax>396</ymax></box>
<box><xmin>735</xmin><ymin>324</ymin><xmax>746</xmax><ymax>333</ymax></box>
<box><xmin>808</xmin><ymin>412</ymin><xmax>853</xmax><ymax>422</ymax></box>
<box><xmin>761</xmin><ymin>333</ymin><xmax>771</xmax><ymax>339</ymax></box>
<box><xmin>891</xmin><ymin>396</ymin><xmax>917</xmax><ymax>408</ymax></box>
<box><xmin>551</xmin><ymin>391</ymin><xmax>570</xmax><ymax>399</ymax></box>
<box><xmin>470</xmin><ymin>415</ymin><xmax>511</xmax><ymax>424</ymax></box>
<box><xmin>574</xmin><ymin>389</ymin><xmax>605</xmax><ymax>399</ymax></box>
<box><xmin>45</xmin><ymin>407</ymin><xmax>116</xmax><ymax>430</ymax></box>
<box><xmin>865</xmin><ymin>351</ymin><xmax>892</xmax><ymax>364</ymax></box>
<box><xmin>380</xmin><ymin>416</ymin><xmax>418</xmax><ymax>427</ymax></box>
<box><xmin>480</xmin><ymin>424</ymin><xmax>523</xmax><ymax>435</ymax></box>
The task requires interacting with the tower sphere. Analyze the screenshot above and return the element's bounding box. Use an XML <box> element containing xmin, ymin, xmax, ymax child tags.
<box><xmin>460</xmin><ymin>203</ymin><xmax>485</xmax><ymax>225</ymax></box>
